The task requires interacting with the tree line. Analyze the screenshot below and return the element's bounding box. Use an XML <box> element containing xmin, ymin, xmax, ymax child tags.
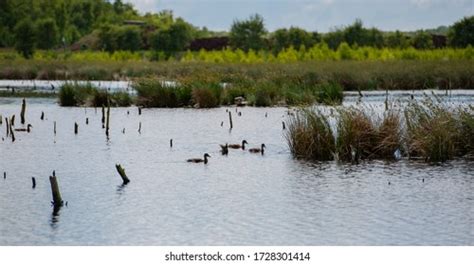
<box><xmin>1</xmin><ymin>0</ymin><xmax>473</xmax><ymax>59</ymax></box>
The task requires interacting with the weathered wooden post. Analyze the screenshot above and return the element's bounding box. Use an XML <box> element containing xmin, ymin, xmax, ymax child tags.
<box><xmin>138</xmin><ymin>122</ymin><xmax>141</xmax><ymax>134</ymax></box>
<box><xmin>5</xmin><ymin>117</ymin><xmax>9</xmax><ymax>137</ymax></box>
<box><xmin>105</xmin><ymin>100</ymin><xmax>110</xmax><ymax>137</ymax></box>
<box><xmin>54</xmin><ymin>121</ymin><xmax>56</xmax><ymax>135</ymax></box>
<box><xmin>32</xmin><ymin>177</ymin><xmax>36</xmax><ymax>189</ymax></box>
<box><xmin>101</xmin><ymin>105</ymin><xmax>105</xmax><ymax>128</ymax></box>
<box><xmin>282</xmin><ymin>121</ymin><xmax>286</xmax><ymax>130</ymax></box>
<box><xmin>9</xmin><ymin>118</ymin><xmax>15</xmax><ymax>142</ymax></box>
<box><xmin>0</xmin><ymin>114</ymin><xmax>2</xmax><ymax>125</ymax></box>
<box><xmin>49</xmin><ymin>171</ymin><xmax>63</xmax><ymax>207</ymax></box>
<box><xmin>3</xmin><ymin>172</ymin><xmax>5</xmax><ymax>179</ymax></box>
<box><xmin>138</xmin><ymin>107</ymin><xmax>142</xmax><ymax>115</ymax></box>
<box><xmin>40</xmin><ymin>111</ymin><xmax>44</xmax><ymax>120</ymax></box>
<box><xmin>170</xmin><ymin>139</ymin><xmax>173</xmax><ymax>148</ymax></box>
<box><xmin>74</xmin><ymin>122</ymin><xmax>78</xmax><ymax>134</ymax></box>
<box><xmin>115</xmin><ymin>164</ymin><xmax>130</xmax><ymax>184</ymax></box>
<box><xmin>228</xmin><ymin>112</ymin><xmax>233</xmax><ymax>129</ymax></box>
<box><xmin>11</xmin><ymin>114</ymin><xmax>15</xmax><ymax>126</ymax></box>
<box><xmin>20</xmin><ymin>98</ymin><xmax>26</xmax><ymax>124</ymax></box>
<box><xmin>86</xmin><ymin>117</ymin><xmax>89</xmax><ymax>125</ymax></box>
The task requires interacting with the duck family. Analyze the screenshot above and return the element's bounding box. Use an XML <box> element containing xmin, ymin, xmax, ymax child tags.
<box><xmin>187</xmin><ymin>141</ymin><xmax>266</xmax><ymax>165</ymax></box>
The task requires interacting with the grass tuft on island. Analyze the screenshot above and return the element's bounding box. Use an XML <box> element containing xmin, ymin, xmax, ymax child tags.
<box><xmin>285</xmin><ymin>97</ymin><xmax>474</xmax><ymax>163</ymax></box>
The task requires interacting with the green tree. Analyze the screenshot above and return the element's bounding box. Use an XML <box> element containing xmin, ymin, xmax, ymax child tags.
<box><xmin>229</xmin><ymin>14</ymin><xmax>267</xmax><ymax>51</ymax></box>
<box><xmin>150</xmin><ymin>19</ymin><xmax>192</xmax><ymax>53</ymax></box>
<box><xmin>324</xmin><ymin>30</ymin><xmax>344</xmax><ymax>50</ymax></box>
<box><xmin>36</xmin><ymin>18</ymin><xmax>59</xmax><ymax>49</ymax></box>
<box><xmin>412</xmin><ymin>30</ymin><xmax>433</xmax><ymax>49</ymax></box>
<box><xmin>288</xmin><ymin>27</ymin><xmax>314</xmax><ymax>49</ymax></box>
<box><xmin>271</xmin><ymin>28</ymin><xmax>289</xmax><ymax>52</ymax></box>
<box><xmin>343</xmin><ymin>19</ymin><xmax>368</xmax><ymax>46</ymax></box>
<box><xmin>14</xmin><ymin>18</ymin><xmax>36</xmax><ymax>58</ymax></box>
<box><xmin>448</xmin><ymin>16</ymin><xmax>474</xmax><ymax>47</ymax></box>
<box><xmin>117</xmin><ymin>26</ymin><xmax>142</xmax><ymax>51</ymax></box>
<box><xmin>385</xmin><ymin>30</ymin><xmax>409</xmax><ymax>48</ymax></box>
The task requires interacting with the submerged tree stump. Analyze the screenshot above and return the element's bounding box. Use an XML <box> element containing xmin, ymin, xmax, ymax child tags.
<box><xmin>40</xmin><ymin>111</ymin><xmax>44</xmax><ymax>120</ymax></box>
<box><xmin>32</xmin><ymin>177</ymin><xmax>36</xmax><ymax>189</ymax></box>
<box><xmin>115</xmin><ymin>164</ymin><xmax>130</xmax><ymax>184</ymax></box>
<box><xmin>138</xmin><ymin>122</ymin><xmax>141</xmax><ymax>134</ymax></box>
<box><xmin>54</xmin><ymin>121</ymin><xmax>56</xmax><ymax>135</ymax></box>
<box><xmin>5</xmin><ymin>117</ymin><xmax>9</xmax><ymax>137</ymax></box>
<box><xmin>20</xmin><ymin>98</ymin><xmax>26</xmax><ymax>124</ymax></box>
<box><xmin>228</xmin><ymin>112</ymin><xmax>233</xmax><ymax>129</ymax></box>
<box><xmin>49</xmin><ymin>172</ymin><xmax>63</xmax><ymax>207</ymax></box>
<box><xmin>74</xmin><ymin>122</ymin><xmax>78</xmax><ymax>134</ymax></box>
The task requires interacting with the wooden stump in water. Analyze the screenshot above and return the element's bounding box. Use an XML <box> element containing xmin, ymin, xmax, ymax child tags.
<box><xmin>9</xmin><ymin>118</ymin><xmax>15</xmax><ymax>142</ymax></box>
<box><xmin>105</xmin><ymin>101</ymin><xmax>110</xmax><ymax>137</ymax></box>
<box><xmin>0</xmin><ymin>114</ymin><xmax>2</xmax><ymax>125</ymax></box>
<box><xmin>138</xmin><ymin>107</ymin><xmax>142</xmax><ymax>115</ymax></box>
<box><xmin>5</xmin><ymin>117</ymin><xmax>9</xmax><ymax>137</ymax></box>
<box><xmin>32</xmin><ymin>177</ymin><xmax>36</xmax><ymax>189</ymax></box>
<box><xmin>170</xmin><ymin>139</ymin><xmax>173</xmax><ymax>148</ymax></box>
<box><xmin>3</xmin><ymin>172</ymin><xmax>6</xmax><ymax>179</ymax></box>
<box><xmin>74</xmin><ymin>122</ymin><xmax>78</xmax><ymax>134</ymax></box>
<box><xmin>49</xmin><ymin>173</ymin><xmax>63</xmax><ymax>207</ymax></box>
<box><xmin>20</xmin><ymin>98</ymin><xmax>26</xmax><ymax>124</ymax></box>
<box><xmin>40</xmin><ymin>111</ymin><xmax>44</xmax><ymax>120</ymax></box>
<box><xmin>11</xmin><ymin>115</ymin><xmax>15</xmax><ymax>126</ymax></box>
<box><xmin>138</xmin><ymin>122</ymin><xmax>141</xmax><ymax>134</ymax></box>
<box><xmin>54</xmin><ymin>121</ymin><xmax>56</xmax><ymax>135</ymax></box>
<box><xmin>115</xmin><ymin>164</ymin><xmax>130</xmax><ymax>184</ymax></box>
<box><xmin>228</xmin><ymin>112</ymin><xmax>233</xmax><ymax>130</ymax></box>
<box><xmin>86</xmin><ymin>117</ymin><xmax>89</xmax><ymax>125</ymax></box>
<box><xmin>101</xmin><ymin>105</ymin><xmax>105</xmax><ymax>128</ymax></box>
<box><xmin>282</xmin><ymin>121</ymin><xmax>286</xmax><ymax>130</ymax></box>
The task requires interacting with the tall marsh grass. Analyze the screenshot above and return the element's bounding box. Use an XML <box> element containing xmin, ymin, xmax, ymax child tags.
<box><xmin>58</xmin><ymin>82</ymin><xmax>131</xmax><ymax>107</ymax></box>
<box><xmin>286</xmin><ymin>97</ymin><xmax>472</xmax><ymax>162</ymax></box>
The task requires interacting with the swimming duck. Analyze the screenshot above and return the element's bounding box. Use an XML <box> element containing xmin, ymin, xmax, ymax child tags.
<box><xmin>187</xmin><ymin>153</ymin><xmax>211</xmax><ymax>164</ymax></box>
<box><xmin>228</xmin><ymin>140</ymin><xmax>248</xmax><ymax>150</ymax></box>
<box><xmin>14</xmin><ymin>124</ymin><xmax>32</xmax><ymax>133</ymax></box>
<box><xmin>220</xmin><ymin>144</ymin><xmax>229</xmax><ymax>155</ymax></box>
<box><xmin>249</xmin><ymin>143</ymin><xmax>266</xmax><ymax>155</ymax></box>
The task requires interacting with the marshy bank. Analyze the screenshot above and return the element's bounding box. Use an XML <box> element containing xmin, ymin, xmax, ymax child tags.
<box><xmin>0</xmin><ymin>60</ymin><xmax>473</xmax><ymax>91</ymax></box>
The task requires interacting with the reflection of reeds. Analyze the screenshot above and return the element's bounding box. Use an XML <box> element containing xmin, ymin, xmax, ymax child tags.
<box><xmin>285</xmin><ymin>109</ymin><xmax>335</xmax><ymax>161</ymax></box>
<box><xmin>286</xmin><ymin>97</ymin><xmax>473</xmax><ymax>162</ymax></box>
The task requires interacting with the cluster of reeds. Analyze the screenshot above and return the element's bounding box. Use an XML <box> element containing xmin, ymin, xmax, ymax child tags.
<box><xmin>58</xmin><ymin>83</ymin><xmax>131</xmax><ymax>107</ymax></box>
<box><xmin>404</xmin><ymin>96</ymin><xmax>473</xmax><ymax>162</ymax></box>
<box><xmin>285</xmin><ymin>109</ymin><xmax>335</xmax><ymax>160</ymax></box>
<box><xmin>286</xmin><ymin>98</ymin><xmax>472</xmax><ymax>163</ymax></box>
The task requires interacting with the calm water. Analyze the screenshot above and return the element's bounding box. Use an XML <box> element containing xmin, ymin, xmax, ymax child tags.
<box><xmin>0</xmin><ymin>97</ymin><xmax>473</xmax><ymax>245</ymax></box>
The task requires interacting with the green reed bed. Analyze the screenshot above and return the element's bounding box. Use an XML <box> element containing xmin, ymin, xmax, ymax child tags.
<box><xmin>1</xmin><ymin>60</ymin><xmax>473</xmax><ymax>91</ymax></box>
<box><xmin>286</xmin><ymin>98</ymin><xmax>473</xmax><ymax>163</ymax></box>
<box><xmin>58</xmin><ymin>82</ymin><xmax>131</xmax><ymax>107</ymax></box>
<box><xmin>285</xmin><ymin>109</ymin><xmax>335</xmax><ymax>161</ymax></box>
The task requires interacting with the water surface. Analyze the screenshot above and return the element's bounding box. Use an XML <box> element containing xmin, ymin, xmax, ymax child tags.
<box><xmin>0</xmin><ymin>97</ymin><xmax>472</xmax><ymax>245</ymax></box>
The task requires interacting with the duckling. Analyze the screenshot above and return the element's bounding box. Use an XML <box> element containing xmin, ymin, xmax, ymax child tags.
<box><xmin>249</xmin><ymin>143</ymin><xmax>266</xmax><ymax>155</ymax></box>
<box><xmin>220</xmin><ymin>144</ymin><xmax>229</xmax><ymax>155</ymax></box>
<box><xmin>14</xmin><ymin>124</ymin><xmax>32</xmax><ymax>133</ymax></box>
<box><xmin>228</xmin><ymin>140</ymin><xmax>248</xmax><ymax>150</ymax></box>
<box><xmin>187</xmin><ymin>153</ymin><xmax>211</xmax><ymax>164</ymax></box>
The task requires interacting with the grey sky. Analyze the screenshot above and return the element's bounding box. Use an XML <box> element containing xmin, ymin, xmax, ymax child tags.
<box><xmin>125</xmin><ymin>0</ymin><xmax>474</xmax><ymax>32</ymax></box>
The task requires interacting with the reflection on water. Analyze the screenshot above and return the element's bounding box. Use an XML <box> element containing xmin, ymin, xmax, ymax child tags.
<box><xmin>0</xmin><ymin>96</ymin><xmax>473</xmax><ymax>246</ymax></box>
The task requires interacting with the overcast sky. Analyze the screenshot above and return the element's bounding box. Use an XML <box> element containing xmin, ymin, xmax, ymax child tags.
<box><xmin>125</xmin><ymin>0</ymin><xmax>473</xmax><ymax>32</ymax></box>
